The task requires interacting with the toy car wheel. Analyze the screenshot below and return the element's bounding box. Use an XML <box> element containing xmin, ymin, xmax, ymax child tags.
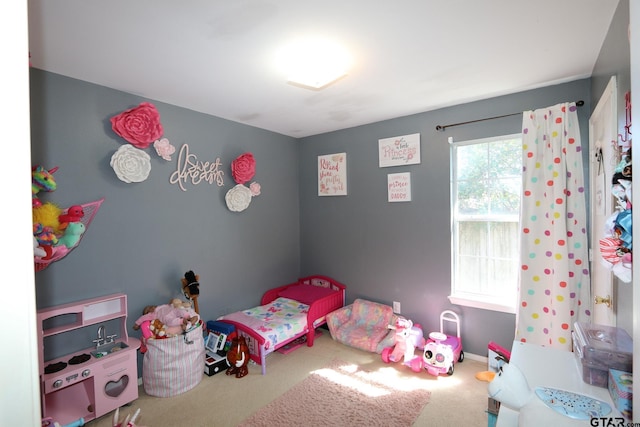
<box><xmin>447</xmin><ymin>364</ymin><xmax>454</xmax><ymax>376</ymax></box>
<box><xmin>381</xmin><ymin>347</ymin><xmax>392</xmax><ymax>363</ymax></box>
<box><xmin>458</xmin><ymin>351</ymin><xmax>464</xmax><ymax>363</ymax></box>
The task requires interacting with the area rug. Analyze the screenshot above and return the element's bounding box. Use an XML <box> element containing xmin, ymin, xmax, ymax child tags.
<box><xmin>238</xmin><ymin>358</ymin><xmax>431</xmax><ymax>427</ymax></box>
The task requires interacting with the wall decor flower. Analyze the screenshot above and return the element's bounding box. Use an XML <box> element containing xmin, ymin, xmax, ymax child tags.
<box><xmin>249</xmin><ymin>182</ymin><xmax>261</xmax><ymax>196</ymax></box>
<box><xmin>225</xmin><ymin>152</ymin><xmax>261</xmax><ymax>212</ymax></box>
<box><xmin>111</xmin><ymin>102</ymin><xmax>164</xmax><ymax>149</ymax></box>
<box><xmin>110</xmin><ymin>144</ymin><xmax>151</xmax><ymax>183</ymax></box>
<box><xmin>225</xmin><ymin>184</ymin><xmax>253</xmax><ymax>212</ymax></box>
<box><xmin>154</xmin><ymin>137</ymin><xmax>176</xmax><ymax>161</ymax></box>
<box><xmin>231</xmin><ymin>152</ymin><xmax>256</xmax><ymax>185</ymax></box>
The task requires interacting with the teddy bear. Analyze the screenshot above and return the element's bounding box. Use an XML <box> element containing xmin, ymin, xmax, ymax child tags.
<box><xmin>226</xmin><ymin>336</ymin><xmax>250</xmax><ymax>378</ymax></box>
<box><xmin>148</xmin><ymin>319</ymin><xmax>167</xmax><ymax>339</ymax></box>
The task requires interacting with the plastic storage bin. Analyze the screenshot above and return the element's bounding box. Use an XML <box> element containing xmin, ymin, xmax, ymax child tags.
<box><xmin>572</xmin><ymin>322</ymin><xmax>632</xmax><ymax>388</ymax></box>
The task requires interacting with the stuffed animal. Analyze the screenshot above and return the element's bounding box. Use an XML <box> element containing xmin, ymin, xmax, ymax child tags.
<box><xmin>476</xmin><ymin>361</ymin><xmax>613</xmax><ymax>424</ymax></box>
<box><xmin>58</xmin><ymin>205</ymin><xmax>84</xmax><ymax>230</ymax></box>
<box><xmin>55</xmin><ymin>221</ymin><xmax>86</xmax><ymax>248</ymax></box>
<box><xmin>33</xmin><ymin>202</ymin><xmax>64</xmax><ymax>236</ymax></box>
<box><xmin>33</xmin><ymin>236</ymin><xmax>47</xmax><ymax>258</ymax></box>
<box><xmin>170</xmin><ymin>298</ymin><xmax>199</xmax><ymax>330</ymax></box>
<box><xmin>33</xmin><ymin>223</ymin><xmax>58</xmax><ymax>249</ymax></box>
<box><xmin>133</xmin><ymin>300</ymin><xmax>199</xmax><ymax>338</ymax></box>
<box><xmin>148</xmin><ymin>319</ymin><xmax>167</xmax><ymax>339</ymax></box>
<box><xmin>31</xmin><ymin>165</ymin><xmax>58</xmax><ymax>207</ymax></box>
<box><xmin>226</xmin><ymin>336</ymin><xmax>250</xmax><ymax>378</ymax></box>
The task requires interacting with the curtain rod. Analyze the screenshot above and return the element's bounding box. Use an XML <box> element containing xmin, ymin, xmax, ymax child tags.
<box><xmin>435</xmin><ymin>100</ymin><xmax>584</xmax><ymax>132</ymax></box>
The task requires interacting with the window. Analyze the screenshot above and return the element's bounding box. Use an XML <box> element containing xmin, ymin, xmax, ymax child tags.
<box><xmin>449</xmin><ymin>134</ymin><xmax>522</xmax><ymax>313</ymax></box>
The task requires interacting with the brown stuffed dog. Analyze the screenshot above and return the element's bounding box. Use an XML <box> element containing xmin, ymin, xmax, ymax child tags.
<box><xmin>226</xmin><ymin>336</ymin><xmax>250</xmax><ymax>378</ymax></box>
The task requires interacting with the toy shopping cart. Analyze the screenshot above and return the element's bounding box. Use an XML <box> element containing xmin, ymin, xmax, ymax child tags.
<box><xmin>421</xmin><ymin>310</ymin><xmax>464</xmax><ymax>376</ymax></box>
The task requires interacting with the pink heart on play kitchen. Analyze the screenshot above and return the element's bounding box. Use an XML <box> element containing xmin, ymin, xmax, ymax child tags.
<box><xmin>105</xmin><ymin>375</ymin><xmax>129</xmax><ymax>397</ymax></box>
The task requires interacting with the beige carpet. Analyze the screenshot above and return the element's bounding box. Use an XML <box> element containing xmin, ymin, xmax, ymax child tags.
<box><xmin>85</xmin><ymin>331</ymin><xmax>489</xmax><ymax>427</ymax></box>
<box><xmin>238</xmin><ymin>358</ymin><xmax>431</xmax><ymax>426</ymax></box>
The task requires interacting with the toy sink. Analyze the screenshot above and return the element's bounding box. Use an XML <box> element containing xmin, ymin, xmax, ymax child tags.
<box><xmin>91</xmin><ymin>341</ymin><xmax>129</xmax><ymax>358</ymax></box>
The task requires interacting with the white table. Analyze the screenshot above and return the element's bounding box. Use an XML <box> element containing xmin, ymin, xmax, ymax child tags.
<box><xmin>496</xmin><ymin>341</ymin><xmax>621</xmax><ymax>426</ymax></box>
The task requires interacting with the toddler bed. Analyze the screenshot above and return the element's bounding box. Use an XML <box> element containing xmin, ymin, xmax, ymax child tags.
<box><xmin>218</xmin><ymin>275</ymin><xmax>346</xmax><ymax>375</ymax></box>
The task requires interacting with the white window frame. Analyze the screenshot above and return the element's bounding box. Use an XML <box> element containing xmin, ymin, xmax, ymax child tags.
<box><xmin>448</xmin><ymin>133</ymin><xmax>521</xmax><ymax>314</ymax></box>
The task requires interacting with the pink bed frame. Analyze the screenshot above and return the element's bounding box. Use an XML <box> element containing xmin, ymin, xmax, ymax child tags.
<box><xmin>220</xmin><ymin>275</ymin><xmax>346</xmax><ymax>375</ymax></box>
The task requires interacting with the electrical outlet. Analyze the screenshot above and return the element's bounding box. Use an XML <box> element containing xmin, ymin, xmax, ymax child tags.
<box><xmin>393</xmin><ymin>301</ymin><xmax>401</xmax><ymax>313</ymax></box>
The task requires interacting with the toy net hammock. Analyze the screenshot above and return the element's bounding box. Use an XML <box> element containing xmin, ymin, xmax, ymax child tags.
<box><xmin>34</xmin><ymin>198</ymin><xmax>104</xmax><ymax>272</ymax></box>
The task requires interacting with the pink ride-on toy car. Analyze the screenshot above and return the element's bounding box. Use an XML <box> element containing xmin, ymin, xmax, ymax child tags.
<box><xmin>419</xmin><ymin>310</ymin><xmax>464</xmax><ymax>376</ymax></box>
<box><xmin>381</xmin><ymin>317</ymin><xmax>425</xmax><ymax>369</ymax></box>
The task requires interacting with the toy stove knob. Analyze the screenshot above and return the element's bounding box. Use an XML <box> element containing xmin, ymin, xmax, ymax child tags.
<box><xmin>53</xmin><ymin>380</ymin><xmax>63</xmax><ymax>389</ymax></box>
<box><xmin>82</xmin><ymin>369</ymin><xmax>91</xmax><ymax>377</ymax></box>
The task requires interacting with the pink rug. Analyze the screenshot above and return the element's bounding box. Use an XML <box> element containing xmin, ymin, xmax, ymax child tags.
<box><xmin>238</xmin><ymin>358</ymin><xmax>431</xmax><ymax>426</ymax></box>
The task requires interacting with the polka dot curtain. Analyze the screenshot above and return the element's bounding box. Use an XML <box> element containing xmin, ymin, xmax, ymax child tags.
<box><xmin>515</xmin><ymin>102</ymin><xmax>591</xmax><ymax>351</ymax></box>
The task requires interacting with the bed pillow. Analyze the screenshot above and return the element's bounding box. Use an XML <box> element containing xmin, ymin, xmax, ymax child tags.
<box><xmin>278</xmin><ymin>283</ymin><xmax>336</xmax><ymax>305</ymax></box>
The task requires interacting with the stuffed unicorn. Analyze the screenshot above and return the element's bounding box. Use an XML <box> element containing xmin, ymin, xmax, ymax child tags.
<box><xmin>32</xmin><ymin>165</ymin><xmax>58</xmax><ymax>207</ymax></box>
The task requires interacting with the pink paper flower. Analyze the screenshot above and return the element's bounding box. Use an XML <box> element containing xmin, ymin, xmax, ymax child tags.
<box><xmin>231</xmin><ymin>152</ymin><xmax>256</xmax><ymax>185</ymax></box>
<box><xmin>249</xmin><ymin>182</ymin><xmax>261</xmax><ymax>196</ymax></box>
<box><xmin>111</xmin><ymin>102</ymin><xmax>164</xmax><ymax>149</ymax></box>
<box><xmin>154</xmin><ymin>138</ymin><xmax>176</xmax><ymax>161</ymax></box>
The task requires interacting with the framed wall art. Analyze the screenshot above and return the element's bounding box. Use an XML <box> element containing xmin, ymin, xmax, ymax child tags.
<box><xmin>387</xmin><ymin>172</ymin><xmax>411</xmax><ymax>202</ymax></box>
<box><xmin>318</xmin><ymin>152</ymin><xmax>347</xmax><ymax>196</ymax></box>
<box><xmin>378</xmin><ymin>133</ymin><xmax>421</xmax><ymax>167</ymax></box>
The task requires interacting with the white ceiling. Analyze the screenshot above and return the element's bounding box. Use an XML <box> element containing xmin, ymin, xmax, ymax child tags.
<box><xmin>27</xmin><ymin>0</ymin><xmax>619</xmax><ymax>138</ymax></box>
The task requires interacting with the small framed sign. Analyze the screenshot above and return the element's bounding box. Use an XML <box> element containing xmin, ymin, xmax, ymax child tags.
<box><xmin>388</xmin><ymin>172</ymin><xmax>411</xmax><ymax>202</ymax></box>
<box><xmin>378</xmin><ymin>133</ymin><xmax>421</xmax><ymax>167</ymax></box>
<box><xmin>318</xmin><ymin>152</ymin><xmax>347</xmax><ymax>196</ymax></box>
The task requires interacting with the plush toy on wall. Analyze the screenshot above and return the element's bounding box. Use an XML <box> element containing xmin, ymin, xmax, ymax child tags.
<box><xmin>31</xmin><ymin>165</ymin><xmax>58</xmax><ymax>207</ymax></box>
<box><xmin>58</xmin><ymin>205</ymin><xmax>85</xmax><ymax>230</ymax></box>
<box><xmin>55</xmin><ymin>221</ymin><xmax>86</xmax><ymax>249</ymax></box>
<box><xmin>226</xmin><ymin>336</ymin><xmax>250</xmax><ymax>378</ymax></box>
<box><xmin>31</xmin><ymin>164</ymin><xmax>105</xmax><ymax>272</ymax></box>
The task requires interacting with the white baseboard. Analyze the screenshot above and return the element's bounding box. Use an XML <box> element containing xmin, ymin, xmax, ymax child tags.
<box><xmin>463</xmin><ymin>352</ymin><xmax>487</xmax><ymax>364</ymax></box>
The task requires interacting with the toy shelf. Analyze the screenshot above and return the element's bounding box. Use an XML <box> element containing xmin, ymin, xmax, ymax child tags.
<box><xmin>39</xmin><ymin>294</ymin><xmax>126</xmax><ymax>337</ymax></box>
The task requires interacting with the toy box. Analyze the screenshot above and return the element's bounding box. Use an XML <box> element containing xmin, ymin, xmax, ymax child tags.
<box><xmin>204</xmin><ymin>352</ymin><xmax>229</xmax><ymax>376</ymax></box>
<box><xmin>204</xmin><ymin>330</ymin><xmax>229</xmax><ymax>376</ymax></box>
<box><xmin>572</xmin><ymin>322</ymin><xmax>632</xmax><ymax>388</ymax></box>
<box><xmin>608</xmin><ymin>368</ymin><xmax>632</xmax><ymax>421</ymax></box>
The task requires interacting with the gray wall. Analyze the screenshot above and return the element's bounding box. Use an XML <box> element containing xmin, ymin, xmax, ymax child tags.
<box><xmin>30</xmin><ymin>70</ymin><xmax>301</xmax><ymax>331</ymax></box>
<box><xmin>591</xmin><ymin>0</ymin><xmax>632</xmax><ymax>335</ymax></box>
<box><xmin>32</xmin><ymin>0</ymin><xmax>630</xmax><ymax>362</ymax></box>
<box><xmin>299</xmin><ymin>79</ymin><xmax>592</xmax><ymax>356</ymax></box>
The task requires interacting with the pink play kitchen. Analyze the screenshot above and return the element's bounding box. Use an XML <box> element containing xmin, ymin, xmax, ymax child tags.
<box><xmin>37</xmin><ymin>293</ymin><xmax>140</xmax><ymax>425</ymax></box>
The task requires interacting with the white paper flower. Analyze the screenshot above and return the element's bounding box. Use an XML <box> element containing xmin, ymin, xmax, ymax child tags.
<box><xmin>110</xmin><ymin>144</ymin><xmax>151</xmax><ymax>183</ymax></box>
<box><xmin>225</xmin><ymin>184</ymin><xmax>252</xmax><ymax>212</ymax></box>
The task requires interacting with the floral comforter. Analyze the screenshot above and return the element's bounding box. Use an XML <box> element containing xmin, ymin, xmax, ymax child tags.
<box><xmin>220</xmin><ymin>297</ymin><xmax>309</xmax><ymax>353</ymax></box>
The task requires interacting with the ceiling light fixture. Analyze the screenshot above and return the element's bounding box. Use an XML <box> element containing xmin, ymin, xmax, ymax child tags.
<box><xmin>277</xmin><ymin>37</ymin><xmax>351</xmax><ymax>90</ymax></box>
